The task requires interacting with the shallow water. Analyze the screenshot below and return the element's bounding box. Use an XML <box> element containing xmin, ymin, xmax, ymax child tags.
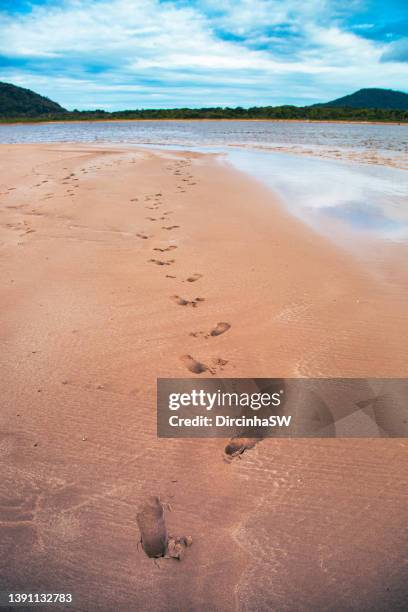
<box><xmin>0</xmin><ymin>119</ymin><xmax>407</xmax><ymax>167</ymax></box>
<box><xmin>224</xmin><ymin>148</ymin><xmax>408</xmax><ymax>243</ymax></box>
<box><xmin>1</xmin><ymin>119</ymin><xmax>407</xmax><ymax>242</ymax></box>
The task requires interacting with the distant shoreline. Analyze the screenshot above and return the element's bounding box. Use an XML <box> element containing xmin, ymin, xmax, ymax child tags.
<box><xmin>0</xmin><ymin>117</ymin><xmax>406</xmax><ymax>126</ymax></box>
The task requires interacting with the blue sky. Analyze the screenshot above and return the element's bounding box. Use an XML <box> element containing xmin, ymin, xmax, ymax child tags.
<box><xmin>0</xmin><ymin>0</ymin><xmax>406</xmax><ymax>110</ymax></box>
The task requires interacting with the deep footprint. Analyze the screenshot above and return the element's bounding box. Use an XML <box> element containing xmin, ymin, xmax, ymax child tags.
<box><xmin>136</xmin><ymin>496</ymin><xmax>168</xmax><ymax>558</ymax></box>
<box><xmin>180</xmin><ymin>354</ymin><xmax>208</xmax><ymax>374</ymax></box>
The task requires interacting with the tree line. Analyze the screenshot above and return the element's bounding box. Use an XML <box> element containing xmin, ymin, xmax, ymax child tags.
<box><xmin>1</xmin><ymin>105</ymin><xmax>407</xmax><ymax>123</ymax></box>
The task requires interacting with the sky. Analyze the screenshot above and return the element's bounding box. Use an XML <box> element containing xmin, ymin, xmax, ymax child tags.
<box><xmin>0</xmin><ymin>0</ymin><xmax>407</xmax><ymax>110</ymax></box>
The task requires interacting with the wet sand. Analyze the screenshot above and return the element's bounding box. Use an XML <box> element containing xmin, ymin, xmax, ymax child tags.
<box><xmin>0</xmin><ymin>144</ymin><xmax>407</xmax><ymax>611</ymax></box>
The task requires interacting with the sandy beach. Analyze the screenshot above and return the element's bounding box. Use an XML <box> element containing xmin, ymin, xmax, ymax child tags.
<box><xmin>1</xmin><ymin>143</ymin><xmax>407</xmax><ymax>610</ymax></box>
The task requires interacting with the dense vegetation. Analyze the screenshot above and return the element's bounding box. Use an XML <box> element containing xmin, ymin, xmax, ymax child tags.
<box><xmin>1</xmin><ymin>105</ymin><xmax>406</xmax><ymax>123</ymax></box>
<box><xmin>319</xmin><ymin>88</ymin><xmax>408</xmax><ymax>110</ymax></box>
<box><xmin>0</xmin><ymin>82</ymin><xmax>66</xmax><ymax>117</ymax></box>
<box><xmin>0</xmin><ymin>83</ymin><xmax>407</xmax><ymax>123</ymax></box>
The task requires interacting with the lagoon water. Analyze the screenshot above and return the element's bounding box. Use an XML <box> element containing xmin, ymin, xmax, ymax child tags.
<box><xmin>1</xmin><ymin>119</ymin><xmax>407</xmax><ymax>242</ymax></box>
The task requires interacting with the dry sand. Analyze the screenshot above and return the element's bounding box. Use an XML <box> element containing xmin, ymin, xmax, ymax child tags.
<box><xmin>0</xmin><ymin>143</ymin><xmax>407</xmax><ymax>611</ymax></box>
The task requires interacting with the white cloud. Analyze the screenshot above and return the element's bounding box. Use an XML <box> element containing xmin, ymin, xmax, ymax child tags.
<box><xmin>0</xmin><ymin>0</ymin><xmax>405</xmax><ymax>109</ymax></box>
<box><xmin>381</xmin><ymin>38</ymin><xmax>408</xmax><ymax>63</ymax></box>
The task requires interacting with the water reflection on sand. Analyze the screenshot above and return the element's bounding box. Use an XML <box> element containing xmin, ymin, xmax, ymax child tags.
<box><xmin>224</xmin><ymin>148</ymin><xmax>408</xmax><ymax>242</ymax></box>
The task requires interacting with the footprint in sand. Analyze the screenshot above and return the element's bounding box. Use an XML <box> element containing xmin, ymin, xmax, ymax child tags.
<box><xmin>153</xmin><ymin>245</ymin><xmax>177</xmax><ymax>253</ymax></box>
<box><xmin>180</xmin><ymin>354</ymin><xmax>208</xmax><ymax>374</ymax></box>
<box><xmin>136</xmin><ymin>233</ymin><xmax>149</xmax><ymax>240</ymax></box>
<box><xmin>190</xmin><ymin>322</ymin><xmax>231</xmax><ymax>339</ymax></box>
<box><xmin>186</xmin><ymin>273</ymin><xmax>202</xmax><ymax>283</ymax></box>
<box><xmin>136</xmin><ymin>496</ymin><xmax>168</xmax><ymax>558</ymax></box>
<box><xmin>224</xmin><ymin>438</ymin><xmax>260</xmax><ymax>460</ymax></box>
<box><xmin>189</xmin><ymin>331</ymin><xmax>205</xmax><ymax>338</ymax></box>
<box><xmin>210</xmin><ymin>322</ymin><xmax>231</xmax><ymax>336</ymax></box>
<box><xmin>136</xmin><ymin>496</ymin><xmax>192</xmax><ymax>561</ymax></box>
<box><xmin>162</xmin><ymin>225</ymin><xmax>180</xmax><ymax>230</ymax></box>
<box><xmin>180</xmin><ymin>355</ymin><xmax>228</xmax><ymax>375</ymax></box>
<box><xmin>149</xmin><ymin>259</ymin><xmax>175</xmax><ymax>266</ymax></box>
<box><xmin>146</xmin><ymin>217</ymin><xmax>157</xmax><ymax>221</ymax></box>
<box><xmin>172</xmin><ymin>295</ymin><xmax>189</xmax><ymax>306</ymax></box>
<box><xmin>171</xmin><ymin>295</ymin><xmax>204</xmax><ymax>307</ymax></box>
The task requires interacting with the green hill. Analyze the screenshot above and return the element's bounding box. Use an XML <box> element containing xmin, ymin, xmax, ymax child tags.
<box><xmin>0</xmin><ymin>82</ymin><xmax>66</xmax><ymax>117</ymax></box>
<box><xmin>319</xmin><ymin>88</ymin><xmax>408</xmax><ymax>110</ymax></box>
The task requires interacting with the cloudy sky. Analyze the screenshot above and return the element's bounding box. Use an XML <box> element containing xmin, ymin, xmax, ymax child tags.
<box><xmin>0</xmin><ymin>0</ymin><xmax>406</xmax><ymax>110</ymax></box>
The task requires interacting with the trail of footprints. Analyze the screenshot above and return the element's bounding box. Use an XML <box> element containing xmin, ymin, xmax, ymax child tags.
<box><xmin>136</xmin><ymin>157</ymin><xmax>231</xmax><ymax>375</ymax></box>
<box><xmin>6</xmin><ymin>159</ymin><xmax>140</xmax><ymax>244</ymax></box>
<box><xmin>3</xmin><ymin>156</ymin><xmax>238</xmax><ymax>569</ymax></box>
